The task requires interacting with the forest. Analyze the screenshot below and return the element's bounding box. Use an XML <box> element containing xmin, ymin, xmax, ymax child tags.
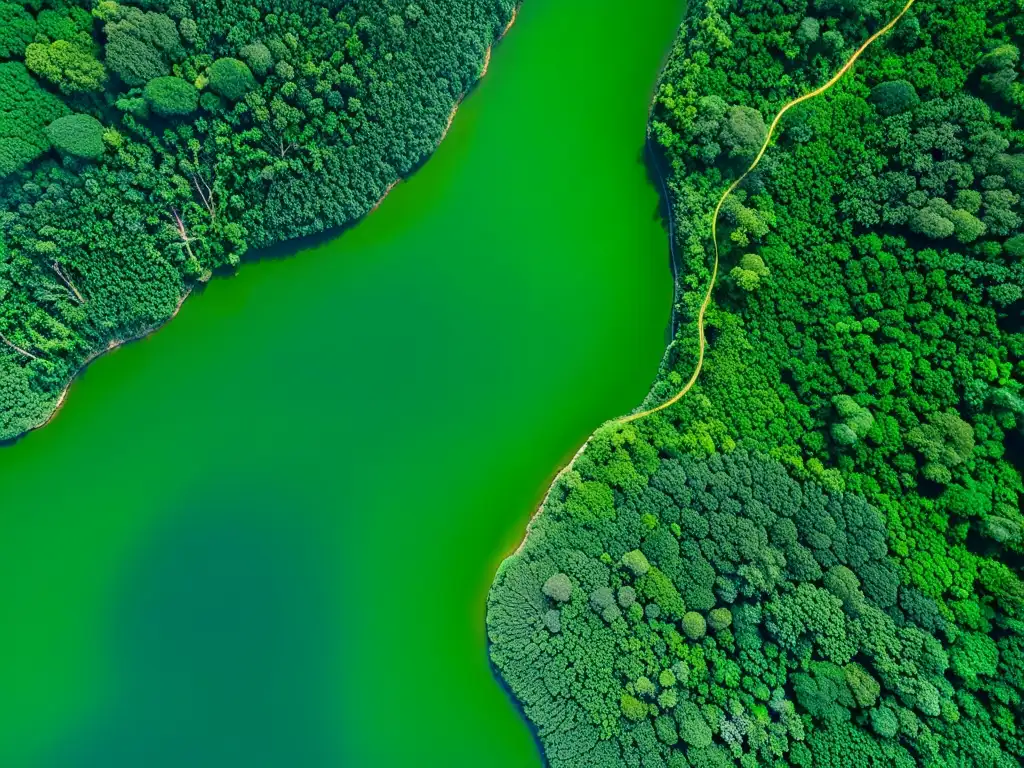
<box><xmin>0</xmin><ymin>0</ymin><xmax>515</xmax><ymax>440</ymax></box>
<box><xmin>489</xmin><ymin>0</ymin><xmax>1024</xmax><ymax>766</ymax></box>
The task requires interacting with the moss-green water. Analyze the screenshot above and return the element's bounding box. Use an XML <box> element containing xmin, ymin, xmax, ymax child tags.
<box><xmin>0</xmin><ymin>1</ymin><xmax>684</xmax><ymax>764</ymax></box>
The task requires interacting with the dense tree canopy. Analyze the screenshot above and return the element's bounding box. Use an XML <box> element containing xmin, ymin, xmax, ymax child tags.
<box><xmin>490</xmin><ymin>0</ymin><xmax>1024</xmax><ymax>765</ymax></box>
<box><xmin>0</xmin><ymin>0</ymin><xmax>516</xmax><ymax>439</ymax></box>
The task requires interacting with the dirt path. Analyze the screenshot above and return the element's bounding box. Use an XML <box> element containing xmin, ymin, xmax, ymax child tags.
<box><xmin>619</xmin><ymin>0</ymin><xmax>916</xmax><ymax>424</ymax></box>
<box><xmin>503</xmin><ymin>0</ymin><xmax>916</xmax><ymax>561</ymax></box>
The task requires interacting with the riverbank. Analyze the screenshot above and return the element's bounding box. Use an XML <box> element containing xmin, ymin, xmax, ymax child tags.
<box><xmin>443</xmin><ymin>5</ymin><xmax>520</xmax><ymax>143</ymax></box>
<box><xmin>497</xmin><ymin>21</ymin><xmax>679</xmax><ymax>570</ymax></box>
<box><xmin>18</xmin><ymin>287</ymin><xmax>193</xmax><ymax>441</ymax></box>
<box><xmin>482</xmin><ymin>6</ymin><xmax>519</xmax><ymax>78</ymax></box>
<box><xmin>12</xmin><ymin>5</ymin><xmax>522</xmax><ymax>445</ymax></box>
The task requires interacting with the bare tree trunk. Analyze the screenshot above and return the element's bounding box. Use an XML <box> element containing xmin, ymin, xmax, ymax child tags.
<box><xmin>171</xmin><ymin>208</ymin><xmax>198</xmax><ymax>266</ymax></box>
<box><xmin>191</xmin><ymin>173</ymin><xmax>217</xmax><ymax>222</ymax></box>
<box><xmin>0</xmin><ymin>333</ymin><xmax>39</xmax><ymax>361</ymax></box>
<box><xmin>52</xmin><ymin>263</ymin><xmax>85</xmax><ymax>304</ymax></box>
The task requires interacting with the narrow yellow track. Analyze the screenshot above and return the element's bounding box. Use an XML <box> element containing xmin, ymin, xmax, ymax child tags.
<box><xmin>619</xmin><ymin>0</ymin><xmax>915</xmax><ymax>425</ymax></box>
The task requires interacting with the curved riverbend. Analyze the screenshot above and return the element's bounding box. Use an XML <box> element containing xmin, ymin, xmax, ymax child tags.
<box><xmin>17</xmin><ymin>9</ymin><xmax>522</xmax><ymax>444</ymax></box>
<box><xmin>0</xmin><ymin>1</ymin><xmax>683</xmax><ymax>765</ymax></box>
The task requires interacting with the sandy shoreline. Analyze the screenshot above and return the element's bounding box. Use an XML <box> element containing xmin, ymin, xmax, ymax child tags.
<box><xmin>14</xmin><ymin>6</ymin><xmax>522</xmax><ymax>444</ymax></box>
<box><xmin>373</xmin><ymin>6</ymin><xmax>519</xmax><ymax>212</ymax></box>
<box><xmin>482</xmin><ymin>6</ymin><xmax>519</xmax><ymax>78</ymax></box>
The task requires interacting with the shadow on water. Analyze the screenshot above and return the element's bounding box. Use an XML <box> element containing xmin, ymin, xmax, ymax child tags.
<box><xmin>40</xmin><ymin>484</ymin><xmax>339</xmax><ymax>768</ymax></box>
<box><xmin>643</xmin><ymin>136</ymin><xmax>680</xmax><ymax>343</ymax></box>
<box><xmin>487</xmin><ymin>651</ymin><xmax>549</xmax><ymax>768</ymax></box>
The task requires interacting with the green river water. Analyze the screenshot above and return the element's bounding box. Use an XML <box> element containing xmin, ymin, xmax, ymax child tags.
<box><xmin>0</xmin><ymin>1</ymin><xmax>684</xmax><ymax>764</ymax></box>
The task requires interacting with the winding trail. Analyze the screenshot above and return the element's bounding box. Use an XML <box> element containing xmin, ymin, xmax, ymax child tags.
<box><xmin>507</xmin><ymin>0</ymin><xmax>915</xmax><ymax>562</ymax></box>
<box><xmin>619</xmin><ymin>0</ymin><xmax>915</xmax><ymax>424</ymax></box>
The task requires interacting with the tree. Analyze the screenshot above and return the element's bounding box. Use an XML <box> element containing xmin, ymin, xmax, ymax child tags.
<box><xmin>143</xmin><ymin>76</ymin><xmax>199</xmax><ymax>118</ymax></box>
<box><xmin>543</xmin><ymin>573</ymin><xmax>572</xmax><ymax>603</ymax></box>
<box><xmin>25</xmin><ymin>40</ymin><xmax>106</xmax><ymax>94</ymax></box>
<box><xmin>621</xmin><ymin>693</ymin><xmax>647</xmax><ymax>722</ymax></box>
<box><xmin>843</xmin><ymin>662</ymin><xmax>880</xmax><ymax>707</ymax></box>
<box><xmin>564</xmin><ymin>479</ymin><xmax>615</xmax><ymax>522</ymax></box>
<box><xmin>682</xmin><ymin>611</ymin><xmax>707</xmax><ymax>639</ymax></box>
<box><xmin>708</xmin><ymin>607</ymin><xmax>732</xmax><ymax>631</ymax></box>
<box><xmin>0</xmin><ymin>2</ymin><xmax>37</xmax><ymax>60</ymax></box>
<box><xmin>719</xmin><ymin>106</ymin><xmax>766</xmax><ymax>159</ymax></box>
<box><xmin>676</xmin><ymin>702</ymin><xmax>713</xmax><ymax>748</ymax></box>
<box><xmin>543</xmin><ymin>609</ymin><xmax>561</xmax><ymax>634</ymax></box>
<box><xmin>910</xmin><ymin>206</ymin><xmax>955</xmax><ymax>240</ymax></box>
<box><xmin>207</xmin><ymin>57</ymin><xmax>256</xmax><ymax>101</ymax></box>
<box><xmin>906</xmin><ymin>411</ymin><xmax>975</xmax><ymax>484</ymax></box>
<box><xmin>824</xmin><ymin>566</ymin><xmax>865</xmax><ymax>615</ymax></box>
<box><xmin>239</xmin><ymin>42</ymin><xmax>273</xmax><ymax>77</ymax></box>
<box><xmin>103</xmin><ymin>7</ymin><xmax>183</xmax><ymax>87</ymax></box>
<box><xmin>793</xmin><ymin>662</ymin><xmax>854</xmax><ymax>722</ymax></box>
<box><xmin>590</xmin><ymin>586</ymin><xmax>621</xmax><ymax>621</ymax></box>
<box><xmin>622</xmin><ymin>549</ymin><xmax>651</xmax><ymax>577</ymax></box>
<box><xmin>45</xmin><ymin>114</ymin><xmax>105</xmax><ymax>159</ymax></box>
<box><xmin>796</xmin><ymin>17</ymin><xmax>820</xmax><ymax>44</ymax></box>
<box><xmin>948</xmin><ymin>209</ymin><xmax>986</xmax><ymax>243</ymax></box>
<box><xmin>870</xmin><ymin>80</ymin><xmax>920</xmax><ymax>116</ymax></box>
<box><xmin>655</xmin><ymin>713</ymin><xmax>679</xmax><ymax>745</ymax></box>
<box><xmin>730</xmin><ymin>253</ymin><xmax>769</xmax><ymax>291</ymax></box>
<box><xmin>950</xmin><ymin>632</ymin><xmax>999</xmax><ymax>689</ymax></box>
<box><xmin>0</xmin><ymin>61</ymin><xmax>68</xmax><ymax>177</ymax></box>
<box><xmin>870</xmin><ymin>706</ymin><xmax>899</xmax><ymax>738</ymax></box>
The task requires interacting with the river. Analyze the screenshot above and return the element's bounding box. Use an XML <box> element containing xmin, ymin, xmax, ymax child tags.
<box><xmin>0</xmin><ymin>0</ymin><xmax>684</xmax><ymax>764</ymax></box>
